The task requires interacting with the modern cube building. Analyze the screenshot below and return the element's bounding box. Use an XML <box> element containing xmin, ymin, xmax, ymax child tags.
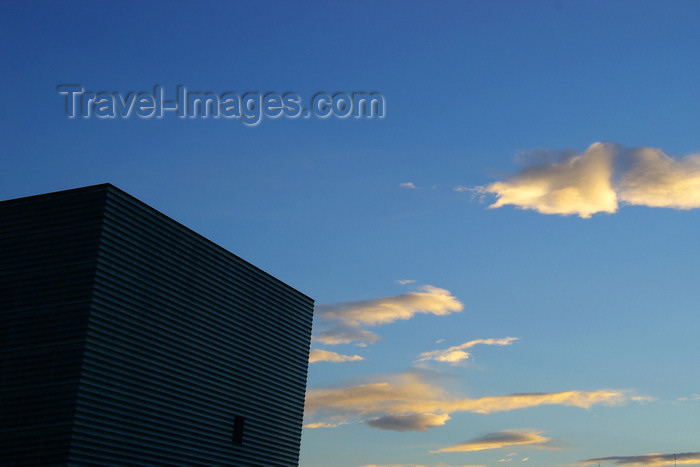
<box><xmin>1</xmin><ymin>184</ymin><xmax>314</xmax><ymax>466</ymax></box>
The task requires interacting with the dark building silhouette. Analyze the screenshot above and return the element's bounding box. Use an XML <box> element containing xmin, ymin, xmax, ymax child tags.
<box><xmin>1</xmin><ymin>184</ymin><xmax>314</xmax><ymax>466</ymax></box>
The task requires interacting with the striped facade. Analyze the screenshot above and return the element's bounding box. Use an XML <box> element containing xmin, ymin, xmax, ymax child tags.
<box><xmin>1</xmin><ymin>184</ymin><xmax>314</xmax><ymax>466</ymax></box>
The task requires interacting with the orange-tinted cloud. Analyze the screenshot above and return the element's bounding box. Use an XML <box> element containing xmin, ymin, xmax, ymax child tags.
<box><xmin>309</xmin><ymin>349</ymin><xmax>364</xmax><ymax>363</ymax></box>
<box><xmin>305</xmin><ymin>371</ymin><xmax>630</xmax><ymax>431</ymax></box>
<box><xmin>578</xmin><ymin>451</ymin><xmax>700</xmax><ymax>466</ymax></box>
<box><xmin>313</xmin><ymin>286</ymin><xmax>463</xmax><ymax>346</ymax></box>
<box><xmin>367</xmin><ymin>413</ymin><xmax>451</xmax><ymax>432</ymax></box>
<box><xmin>313</xmin><ymin>325</ymin><xmax>379</xmax><ymax>346</ymax></box>
<box><xmin>417</xmin><ymin>337</ymin><xmax>518</xmax><ymax>365</ymax></box>
<box><xmin>317</xmin><ymin>285</ymin><xmax>463</xmax><ymax>327</ymax></box>
<box><xmin>432</xmin><ymin>430</ymin><xmax>552</xmax><ymax>453</ymax></box>
<box><xmin>303</xmin><ymin>421</ymin><xmax>345</xmax><ymax>429</ymax></box>
<box><xmin>362</xmin><ymin>464</ymin><xmax>486</xmax><ymax>467</ymax></box>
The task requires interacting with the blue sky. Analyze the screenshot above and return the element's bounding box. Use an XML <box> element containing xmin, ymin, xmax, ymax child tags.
<box><xmin>2</xmin><ymin>1</ymin><xmax>699</xmax><ymax>466</ymax></box>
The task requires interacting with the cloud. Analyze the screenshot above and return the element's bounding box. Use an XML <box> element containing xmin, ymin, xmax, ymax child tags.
<box><xmin>432</xmin><ymin>430</ymin><xmax>552</xmax><ymax>453</ymax></box>
<box><xmin>316</xmin><ymin>286</ymin><xmax>463</xmax><ymax>327</ymax></box>
<box><xmin>367</xmin><ymin>413</ymin><xmax>451</xmax><ymax>432</ymax></box>
<box><xmin>469</xmin><ymin>143</ymin><xmax>700</xmax><ymax>218</ymax></box>
<box><xmin>361</xmin><ymin>464</ymin><xmax>486</xmax><ymax>467</ymax></box>
<box><xmin>400</xmin><ymin>182</ymin><xmax>417</xmax><ymax>189</ymax></box>
<box><xmin>630</xmin><ymin>395</ymin><xmax>655</xmax><ymax>403</ymax></box>
<box><xmin>474</xmin><ymin>142</ymin><xmax>617</xmax><ymax>218</ymax></box>
<box><xmin>418</xmin><ymin>337</ymin><xmax>518</xmax><ymax>365</ymax></box>
<box><xmin>578</xmin><ymin>451</ymin><xmax>700</xmax><ymax>466</ymax></box>
<box><xmin>313</xmin><ymin>325</ymin><xmax>379</xmax><ymax>346</ymax></box>
<box><xmin>305</xmin><ymin>371</ymin><xmax>632</xmax><ymax>431</ymax></box>
<box><xmin>452</xmin><ymin>390</ymin><xmax>627</xmax><ymax>414</ymax></box>
<box><xmin>313</xmin><ymin>286</ymin><xmax>463</xmax><ymax>345</ymax></box>
<box><xmin>309</xmin><ymin>349</ymin><xmax>364</xmax><ymax>363</ymax></box>
<box><xmin>396</xmin><ymin>279</ymin><xmax>416</xmax><ymax>285</ymax></box>
<box><xmin>619</xmin><ymin>147</ymin><xmax>700</xmax><ymax>209</ymax></box>
<box><xmin>304</xmin><ymin>421</ymin><xmax>345</xmax><ymax>429</ymax></box>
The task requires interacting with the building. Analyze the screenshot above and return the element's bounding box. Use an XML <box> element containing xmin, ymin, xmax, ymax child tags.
<box><xmin>1</xmin><ymin>184</ymin><xmax>314</xmax><ymax>466</ymax></box>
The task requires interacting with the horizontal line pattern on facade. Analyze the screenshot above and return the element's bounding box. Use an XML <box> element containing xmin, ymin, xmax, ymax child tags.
<box><xmin>1</xmin><ymin>185</ymin><xmax>108</xmax><ymax>465</ymax></box>
<box><xmin>90</xmin><ymin>264</ymin><xmax>310</xmax><ymax>382</ymax></box>
<box><xmin>82</xmin><ymin>310</ymin><xmax>307</xmax><ymax>411</ymax></box>
<box><xmin>99</xmin><ymin>189</ymin><xmax>312</xmax><ymax>378</ymax></box>
<box><xmin>99</xmin><ymin>194</ymin><xmax>312</xmax><ymax>327</ymax></box>
<box><xmin>67</xmin><ymin>186</ymin><xmax>312</xmax><ymax>466</ymax></box>
<box><xmin>77</xmin><ymin>335</ymin><xmax>307</xmax><ymax>420</ymax></box>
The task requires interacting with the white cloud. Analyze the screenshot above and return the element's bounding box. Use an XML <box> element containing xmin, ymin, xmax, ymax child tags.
<box><xmin>475</xmin><ymin>142</ymin><xmax>617</xmax><ymax>218</ymax></box>
<box><xmin>417</xmin><ymin>337</ymin><xmax>518</xmax><ymax>365</ymax></box>
<box><xmin>396</xmin><ymin>279</ymin><xmax>416</xmax><ymax>285</ymax></box>
<box><xmin>313</xmin><ymin>286</ymin><xmax>463</xmax><ymax>346</ymax></box>
<box><xmin>432</xmin><ymin>430</ymin><xmax>553</xmax><ymax>453</ymax></box>
<box><xmin>619</xmin><ymin>147</ymin><xmax>700</xmax><ymax>209</ymax></box>
<box><xmin>400</xmin><ymin>182</ymin><xmax>417</xmax><ymax>189</ymax></box>
<box><xmin>469</xmin><ymin>143</ymin><xmax>700</xmax><ymax>218</ymax></box>
<box><xmin>309</xmin><ymin>349</ymin><xmax>364</xmax><ymax>363</ymax></box>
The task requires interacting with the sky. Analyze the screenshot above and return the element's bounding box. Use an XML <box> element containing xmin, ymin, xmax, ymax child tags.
<box><xmin>1</xmin><ymin>1</ymin><xmax>699</xmax><ymax>466</ymax></box>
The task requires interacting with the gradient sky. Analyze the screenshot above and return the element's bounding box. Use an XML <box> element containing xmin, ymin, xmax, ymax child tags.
<box><xmin>2</xmin><ymin>1</ymin><xmax>699</xmax><ymax>466</ymax></box>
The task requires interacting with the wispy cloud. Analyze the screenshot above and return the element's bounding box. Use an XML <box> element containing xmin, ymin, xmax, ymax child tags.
<box><xmin>367</xmin><ymin>412</ymin><xmax>451</xmax><ymax>432</ymax></box>
<box><xmin>316</xmin><ymin>286</ymin><xmax>463</xmax><ymax>327</ymax></box>
<box><xmin>361</xmin><ymin>464</ymin><xmax>486</xmax><ymax>467</ymax></box>
<box><xmin>578</xmin><ymin>451</ymin><xmax>700</xmax><ymax>466</ymax></box>
<box><xmin>631</xmin><ymin>395</ymin><xmax>655</xmax><ymax>402</ymax></box>
<box><xmin>309</xmin><ymin>349</ymin><xmax>364</xmax><ymax>363</ymax></box>
<box><xmin>417</xmin><ymin>337</ymin><xmax>518</xmax><ymax>365</ymax></box>
<box><xmin>313</xmin><ymin>326</ymin><xmax>379</xmax><ymax>346</ymax></box>
<box><xmin>432</xmin><ymin>430</ymin><xmax>553</xmax><ymax>453</ymax></box>
<box><xmin>396</xmin><ymin>279</ymin><xmax>416</xmax><ymax>285</ymax></box>
<box><xmin>400</xmin><ymin>182</ymin><xmax>417</xmax><ymax>189</ymax></box>
<box><xmin>305</xmin><ymin>371</ymin><xmax>631</xmax><ymax>431</ymax></box>
<box><xmin>303</xmin><ymin>421</ymin><xmax>346</xmax><ymax>429</ymax></box>
<box><xmin>313</xmin><ymin>286</ymin><xmax>463</xmax><ymax>346</ymax></box>
<box><xmin>469</xmin><ymin>143</ymin><xmax>700</xmax><ymax>218</ymax></box>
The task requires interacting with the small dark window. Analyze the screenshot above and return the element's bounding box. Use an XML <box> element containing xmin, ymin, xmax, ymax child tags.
<box><xmin>232</xmin><ymin>415</ymin><xmax>245</xmax><ymax>446</ymax></box>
